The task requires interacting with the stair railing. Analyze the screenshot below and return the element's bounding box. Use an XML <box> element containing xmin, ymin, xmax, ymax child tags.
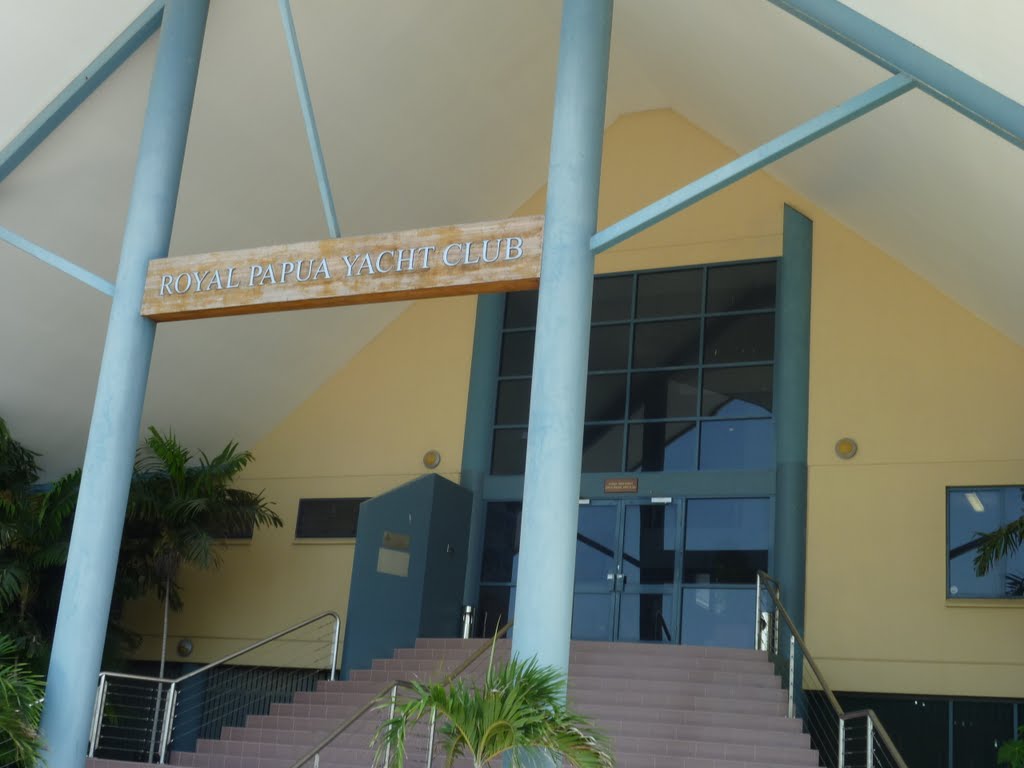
<box><xmin>755</xmin><ymin>572</ymin><xmax>909</xmax><ymax>768</ymax></box>
<box><xmin>287</xmin><ymin>621</ymin><xmax>513</xmax><ymax>768</ymax></box>
<box><xmin>88</xmin><ymin>610</ymin><xmax>341</xmax><ymax>764</ymax></box>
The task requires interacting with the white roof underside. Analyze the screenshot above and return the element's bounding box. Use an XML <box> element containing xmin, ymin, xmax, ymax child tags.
<box><xmin>1</xmin><ymin>0</ymin><xmax>1022</xmax><ymax>477</ymax></box>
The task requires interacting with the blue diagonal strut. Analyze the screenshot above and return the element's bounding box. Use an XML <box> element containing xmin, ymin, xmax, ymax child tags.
<box><xmin>278</xmin><ymin>0</ymin><xmax>341</xmax><ymax>238</ymax></box>
<box><xmin>766</xmin><ymin>0</ymin><xmax>1024</xmax><ymax>151</ymax></box>
<box><xmin>0</xmin><ymin>1</ymin><xmax>165</xmax><ymax>185</ymax></box>
<box><xmin>591</xmin><ymin>74</ymin><xmax>915</xmax><ymax>255</ymax></box>
<box><xmin>0</xmin><ymin>225</ymin><xmax>115</xmax><ymax>296</ymax></box>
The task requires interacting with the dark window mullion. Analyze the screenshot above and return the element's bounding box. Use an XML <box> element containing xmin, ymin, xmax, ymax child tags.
<box><xmin>695</xmin><ymin>265</ymin><xmax>708</xmax><ymax>470</ymax></box>
<box><xmin>621</xmin><ymin>272</ymin><xmax>639</xmax><ymax>472</ymax></box>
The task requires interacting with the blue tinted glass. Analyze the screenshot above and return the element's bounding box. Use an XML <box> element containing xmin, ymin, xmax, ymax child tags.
<box><xmin>948</xmin><ymin>487</ymin><xmax>1024</xmax><ymax>598</ymax></box>
<box><xmin>618</xmin><ymin>593</ymin><xmax>674</xmax><ymax>643</ymax></box>
<box><xmin>686</xmin><ymin>499</ymin><xmax>770</xmax><ymax>550</ymax></box>
<box><xmin>571</xmin><ymin>594</ymin><xmax>613</xmax><ymax>641</ymax></box>
<box><xmin>699</xmin><ymin>419</ymin><xmax>774</xmax><ymax>469</ymax></box>
<box><xmin>681</xmin><ymin>587</ymin><xmax>755</xmax><ymax>648</ymax></box>
<box><xmin>626</xmin><ymin>421</ymin><xmax>697</xmax><ymax>472</ymax></box>
<box><xmin>575</xmin><ymin>505</ymin><xmax>617</xmax><ymax>584</ymax></box>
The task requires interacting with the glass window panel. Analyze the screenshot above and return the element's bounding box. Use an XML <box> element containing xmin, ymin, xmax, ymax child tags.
<box><xmin>618</xmin><ymin>593</ymin><xmax>674</xmax><ymax>643</ymax></box>
<box><xmin>681</xmin><ymin>587</ymin><xmax>755</xmax><ymax>648</ymax></box>
<box><xmin>477</xmin><ymin>586</ymin><xmax>514</xmax><ymax>638</ymax></box>
<box><xmin>948</xmin><ymin>489</ymin><xmax>1004</xmax><ymax>597</ymax></box>
<box><xmin>481</xmin><ymin>502</ymin><xmax>522</xmax><ymax>583</ymax></box>
<box><xmin>575</xmin><ymin>505</ymin><xmax>618</xmax><ymax>584</ymax></box>
<box><xmin>592</xmin><ymin>274</ymin><xmax>633</xmax><ymax>322</ymax></box>
<box><xmin>953</xmin><ymin>700</ymin><xmax>1014</xmax><ymax>767</ymax></box>
<box><xmin>581</xmin><ymin>424</ymin><xmax>624</xmax><ymax>473</ymax></box>
<box><xmin>706</xmin><ymin>262</ymin><xmax>777</xmax><ymax>313</ymax></box>
<box><xmin>494</xmin><ymin>379</ymin><xmax>531</xmax><ymax>425</ymax></box>
<box><xmin>294</xmin><ymin>498</ymin><xmax>365</xmax><ymax>539</ymax></box>
<box><xmin>503</xmin><ymin>290</ymin><xmax>537</xmax><ymax>329</ymax></box>
<box><xmin>571</xmin><ymin>594</ymin><xmax>613</xmax><ymax>641</ymax></box>
<box><xmin>585</xmin><ymin>374</ymin><xmax>627</xmax><ymax>422</ymax></box>
<box><xmin>684</xmin><ymin>498</ymin><xmax>769</xmax><ymax>584</ymax></box>
<box><xmin>636</xmin><ymin>268</ymin><xmax>701</xmax><ymax>318</ymax></box>
<box><xmin>622</xmin><ymin>504</ymin><xmax>677</xmax><ymax>586</ymax></box>
<box><xmin>699</xmin><ymin>419</ymin><xmax>774</xmax><ymax>470</ymax></box>
<box><xmin>626</xmin><ymin>421</ymin><xmax>697</xmax><ymax>472</ymax></box>
<box><xmin>630</xmin><ymin>370</ymin><xmax>699</xmax><ymax>420</ymax></box>
<box><xmin>702</xmin><ymin>365</ymin><xmax>773</xmax><ymax>417</ymax></box>
<box><xmin>499</xmin><ymin>331</ymin><xmax>534</xmax><ymax>376</ymax></box>
<box><xmin>703</xmin><ymin>314</ymin><xmax>775</xmax><ymax>364</ymax></box>
<box><xmin>491</xmin><ymin>428</ymin><xmax>528</xmax><ymax>475</ymax></box>
<box><xmin>633</xmin><ymin>319</ymin><xmax>700</xmax><ymax>369</ymax></box>
<box><xmin>589</xmin><ymin>324</ymin><xmax>630</xmax><ymax>371</ymax></box>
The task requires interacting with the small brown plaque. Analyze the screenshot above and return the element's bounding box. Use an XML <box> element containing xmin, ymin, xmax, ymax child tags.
<box><xmin>603</xmin><ymin>478</ymin><xmax>639</xmax><ymax>494</ymax></box>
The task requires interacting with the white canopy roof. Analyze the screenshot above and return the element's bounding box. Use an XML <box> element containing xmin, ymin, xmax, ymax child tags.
<box><xmin>1</xmin><ymin>0</ymin><xmax>1022</xmax><ymax>477</ymax></box>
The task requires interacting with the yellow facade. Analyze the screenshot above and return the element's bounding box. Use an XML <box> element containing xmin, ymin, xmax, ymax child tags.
<box><xmin>124</xmin><ymin>108</ymin><xmax>1024</xmax><ymax>699</ymax></box>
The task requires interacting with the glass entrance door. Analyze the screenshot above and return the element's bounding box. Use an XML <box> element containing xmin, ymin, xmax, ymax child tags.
<box><xmin>571</xmin><ymin>500</ymin><xmax>679</xmax><ymax>642</ymax></box>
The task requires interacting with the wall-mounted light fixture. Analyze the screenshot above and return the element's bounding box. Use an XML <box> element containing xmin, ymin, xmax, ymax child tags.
<box><xmin>834</xmin><ymin>437</ymin><xmax>858</xmax><ymax>460</ymax></box>
<box><xmin>422</xmin><ymin>449</ymin><xmax>442</xmax><ymax>469</ymax></box>
<box><xmin>176</xmin><ymin>638</ymin><xmax>194</xmax><ymax>658</ymax></box>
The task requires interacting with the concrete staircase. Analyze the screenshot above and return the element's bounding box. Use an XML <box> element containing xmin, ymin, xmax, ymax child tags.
<box><xmin>86</xmin><ymin>639</ymin><xmax>818</xmax><ymax>768</ymax></box>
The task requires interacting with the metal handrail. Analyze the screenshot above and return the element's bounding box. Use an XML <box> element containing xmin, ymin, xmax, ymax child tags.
<box><xmin>755</xmin><ymin>571</ymin><xmax>909</xmax><ymax>768</ymax></box>
<box><xmin>286</xmin><ymin>621</ymin><xmax>514</xmax><ymax>768</ymax></box>
<box><xmin>88</xmin><ymin>610</ymin><xmax>342</xmax><ymax>762</ymax></box>
<box><xmin>840</xmin><ymin>709</ymin><xmax>908</xmax><ymax>768</ymax></box>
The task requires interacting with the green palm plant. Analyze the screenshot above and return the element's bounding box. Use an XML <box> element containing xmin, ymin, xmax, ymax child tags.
<box><xmin>121</xmin><ymin>427</ymin><xmax>282</xmax><ymax>678</ymax></box>
<box><xmin>973</xmin><ymin>488</ymin><xmax>1024</xmax><ymax>595</ymax></box>
<box><xmin>0</xmin><ymin>634</ymin><xmax>46</xmax><ymax>767</ymax></box>
<box><xmin>373</xmin><ymin>644</ymin><xmax>615</xmax><ymax>768</ymax></box>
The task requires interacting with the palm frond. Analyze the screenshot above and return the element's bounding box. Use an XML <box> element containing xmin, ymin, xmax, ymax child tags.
<box><xmin>374</xmin><ymin>652</ymin><xmax>614</xmax><ymax>768</ymax></box>
<box><xmin>974</xmin><ymin>515</ymin><xmax>1024</xmax><ymax>576</ymax></box>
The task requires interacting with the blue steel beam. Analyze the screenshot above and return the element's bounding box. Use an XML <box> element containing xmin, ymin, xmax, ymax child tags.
<box><xmin>38</xmin><ymin>2</ymin><xmax>208</xmax><ymax>766</ymax></box>
<box><xmin>590</xmin><ymin>74</ymin><xmax>913</xmax><ymax>255</ymax></box>
<box><xmin>767</xmin><ymin>0</ymin><xmax>1024</xmax><ymax>151</ymax></box>
<box><xmin>0</xmin><ymin>225</ymin><xmax>114</xmax><ymax>296</ymax></box>
<box><xmin>278</xmin><ymin>0</ymin><xmax>341</xmax><ymax>238</ymax></box>
<box><xmin>0</xmin><ymin>1</ymin><xmax>164</xmax><ymax>185</ymax></box>
<box><xmin>512</xmin><ymin>0</ymin><xmax>613</xmax><ymax>699</ymax></box>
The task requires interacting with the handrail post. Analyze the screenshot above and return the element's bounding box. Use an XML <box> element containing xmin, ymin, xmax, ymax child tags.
<box><xmin>867</xmin><ymin>715</ymin><xmax>875</xmax><ymax>768</ymax></box>
<box><xmin>87</xmin><ymin>673</ymin><xmax>108</xmax><ymax>757</ymax></box>
<box><xmin>425</xmin><ymin>705</ymin><xmax>437</xmax><ymax>768</ymax></box>
<box><xmin>329</xmin><ymin>613</ymin><xmax>341</xmax><ymax>682</ymax></box>
<box><xmin>382</xmin><ymin>683</ymin><xmax>398</xmax><ymax>767</ymax></box>
<box><xmin>787</xmin><ymin>635</ymin><xmax>795</xmax><ymax>718</ymax></box>
<box><xmin>158</xmin><ymin>682</ymin><xmax>178</xmax><ymax>764</ymax></box>
<box><xmin>838</xmin><ymin>717</ymin><xmax>845</xmax><ymax>768</ymax></box>
<box><xmin>754</xmin><ymin>573</ymin><xmax>762</xmax><ymax>650</ymax></box>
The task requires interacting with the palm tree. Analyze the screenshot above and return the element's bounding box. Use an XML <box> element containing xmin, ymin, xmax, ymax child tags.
<box><xmin>122</xmin><ymin>427</ymin><xmax>283</xmax><ymax>679</ymax></box>
<box><xmin>373</xmin><ymin>644</ymin><xmax>615</xmax><ymax>768</ymax></box>
<box><xmin>0</xmin><ymin>417</ymin><xmax>80</xmax><ymax>671</ymax></box>
<box><xmin>0</xmin><ymin>634</ymin><xmax>46</xmax><ymax>767</ymax></box>
<box><xmin>973</xmin><ymin>489</ymin><xmax>1024</xmax><ymax>596</ymax></box>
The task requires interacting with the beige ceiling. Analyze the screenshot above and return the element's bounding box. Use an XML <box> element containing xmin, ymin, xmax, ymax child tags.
<box><xmin>1</xmin><ymin>0</ymin><xmax>1021</xmax><ymax>478</ymax></box>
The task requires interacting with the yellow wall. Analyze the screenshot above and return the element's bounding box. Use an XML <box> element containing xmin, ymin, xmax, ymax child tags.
<box><xmin>124</xmin><ymin>108</ymin><xmax>1024</xmax><ymax>698</ymax></box>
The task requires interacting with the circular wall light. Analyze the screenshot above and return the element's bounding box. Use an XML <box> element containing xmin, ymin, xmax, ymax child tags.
<box><xmin>176</xmin><ymin>638</ymin><xmax>194</xmax><ymax>658</ymax></box>
<box><xmin>834</xmin><ymin>437</ymin><xmax>858</xmax><ymax>460</ymax></box>
<box><xmin>422</xmin><ymin>449</ymin><xmax>442</xmax><ymax>469</ymax></box>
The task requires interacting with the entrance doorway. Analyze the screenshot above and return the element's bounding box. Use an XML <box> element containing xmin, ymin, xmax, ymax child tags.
<box><xmin>572</xmin><ymin>497</ymin><xmax>770</xmax><ymax>647</ymax></box>
<box><xmin>477</xmin><ymin>496</ymin><xmax>770</xmax><ymax>648</ymax></box>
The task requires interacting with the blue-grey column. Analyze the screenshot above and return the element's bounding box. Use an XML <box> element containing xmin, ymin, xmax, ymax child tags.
<box><xmin>39</xmin><ymin>3</ymin><xmax>208</xmax><ymax>765</ymax></box>
<box><xmin>773</xmin><ymin>204</ymin><xmax>813</xmax><ymax>635</ymax></box>
<box><xmin>512</xmin><ymin>0</ymin><xmax>612</xmax><ymax>681</ymax></box>
<box><xmin>461</xmin><ymin>294</ymin><xmax>504</xmax><ymax>609</ymax></box>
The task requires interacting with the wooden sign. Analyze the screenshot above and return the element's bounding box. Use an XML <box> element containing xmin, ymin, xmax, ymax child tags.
<box><xmin>141</xmin><ymin>215</ymin><xmax>543</xmax><ymax>321</ymax></box>
<box><xmin>603</xmin><ymin>478</ymin><xmax>639</xmax><ymax>494</ymax></box>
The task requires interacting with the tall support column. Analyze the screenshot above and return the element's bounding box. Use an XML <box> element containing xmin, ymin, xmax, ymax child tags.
<box><xmin>512</xmin><ymin>0</ymin><xmax>612</xmax><ymax>681</ymax></box>
<box><xmin>460</xmin><ymin>294</ymin><xmax>504</xmax><ymax>609</ymax></box>
<box><xmin>39</xmin><ymin>3</ymin><xmax>209</xmax><ymax>766</ymax></box>
<box><xmin>774</xmin><ymin>205</ymin><xmax>813</xmax><ymax>635</ymax></box>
